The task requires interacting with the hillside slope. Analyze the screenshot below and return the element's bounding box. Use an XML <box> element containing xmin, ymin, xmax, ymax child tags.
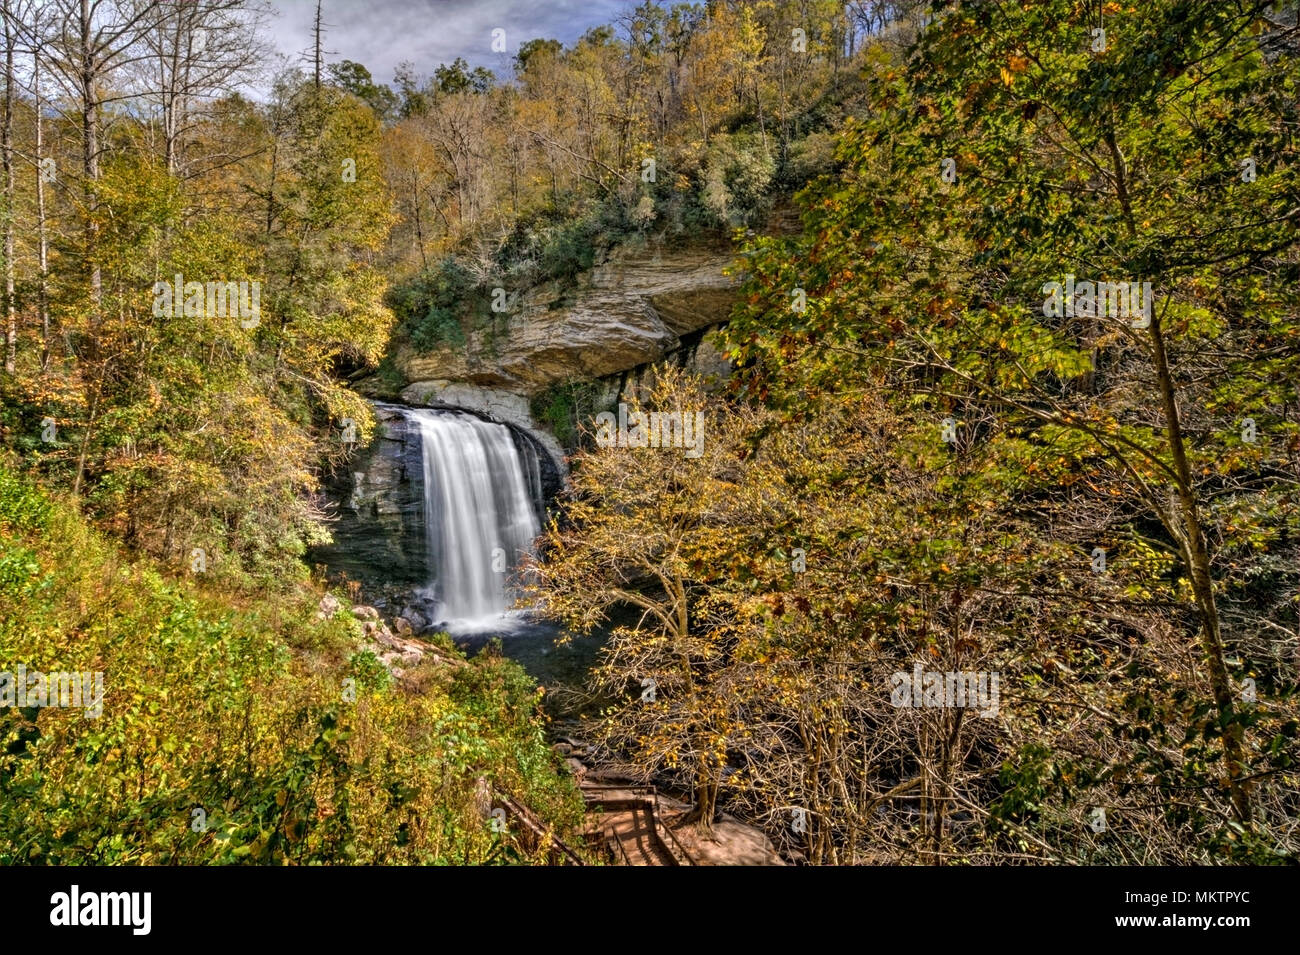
<box><xmin>0</xmin><ymin>464</ymin><xmax>584</xmax><ymax>864</ymax></box>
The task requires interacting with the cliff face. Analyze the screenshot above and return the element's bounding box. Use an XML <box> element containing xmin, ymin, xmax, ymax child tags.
<box><xmin>368</xmin><ymin>241</ymin><xmax>740</xmax><ymax>407</ymax></box>
<box><xmin>313</xmin><ymin>404</ymin><xmax>428</xmax><ymax>588</ymax></box>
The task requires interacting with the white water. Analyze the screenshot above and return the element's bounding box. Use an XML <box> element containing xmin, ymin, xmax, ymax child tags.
<box><xmin>409</xmin><ymin>409</ymin><xmax>542</xmax><ymax>629</ymax></box>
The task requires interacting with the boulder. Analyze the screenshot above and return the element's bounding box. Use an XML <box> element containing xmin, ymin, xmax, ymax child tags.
<box><xmin>352</xmin><ymin>605</ymin><xmax>380</xmax><ymax>621</ymax></box>
<box><xmin>403</xmin><ymin>609</ymin><xmax>427</xmax><ymax>632</ymax></box>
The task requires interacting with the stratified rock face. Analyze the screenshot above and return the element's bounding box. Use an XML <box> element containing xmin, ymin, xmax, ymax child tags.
<box><xmin>611</xmin><ymin>326</ymin><xmax>734</xmax><ymax>405</ymax></box>
<box><xmin>399</xmin><ymin>381</ymin><xmax>532</xmax><ymax>429</ymax></box>
<box><xmin>311</xmin><ymin>404</ymin><xmax>428</xmax><ymax>587</ymax></box>
<box><xmin>393</xmin><ymin>242</ymin><xmax>739</xmax><ymax>398</ymax></box>
<box><xmin>316</xmin><ymin>244</ymin><xmax>743</xmax><ymax>599</ymax></box>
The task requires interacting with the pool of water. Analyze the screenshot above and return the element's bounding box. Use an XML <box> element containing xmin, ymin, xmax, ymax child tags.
<box><xmin>445</xmin><ymin>612</ymin><xmax>608</xmax><ymax>716</ymax></box>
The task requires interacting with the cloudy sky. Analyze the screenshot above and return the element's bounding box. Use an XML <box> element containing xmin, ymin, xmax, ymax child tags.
<box><xmin>267</xmin><ymin>0</ymin><xmax>638</xmax><ymax>86</ymax></box>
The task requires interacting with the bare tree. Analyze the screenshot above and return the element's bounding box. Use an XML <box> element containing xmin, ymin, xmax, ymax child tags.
<box><xmin>306</xmin><ymin>0</ymin><xmax>334</xmax><ymax>91</ymax></box>
<box><xmin>26</xmin><ymin>0</ymin><xmax>165</xmax><ymax>493</ymax></box>
<box><xmin>136</xmin><ymin>0</ymin><xmax>272</xmax><ymax>177</ymax></box>
<box><xmin>33</xmin><ymin>36</ymin><xmax>49</xmax><ymax>367</ymax></box>
<box><xmin>2</xmin><ymin>0</ymin><xmax>15</xmax><ymax>373</ymax></box>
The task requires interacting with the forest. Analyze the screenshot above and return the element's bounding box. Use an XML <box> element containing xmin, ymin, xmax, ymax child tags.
<box><xmin>0</xmin><ymin>0</ymin><xmax>1297</xmax><ymax>867</ymax></box>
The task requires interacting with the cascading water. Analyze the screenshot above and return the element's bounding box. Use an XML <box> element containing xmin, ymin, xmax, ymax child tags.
<box><xmin>408</xmin><ymin>409</ymin><xmax>543</xmax><ymax>627</ymax></box>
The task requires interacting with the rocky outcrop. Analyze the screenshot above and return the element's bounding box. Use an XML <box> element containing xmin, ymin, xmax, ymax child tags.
<box><xmin>311</xmin><ymin>404</ymin><xmax>428</xmax><ymax>588</ymax></box>
<box><xmin>399</xmin><ymin>381</ymin><xmax>532</xmax><ymax>426</ymax></box>
<box><xmin>397</xmin><ymin>380</ymin><xmax>568</xmax><ymax>470</ymax></box>
<box><xmin>383</xmin><ymin>241</ymin><xmax>740</xmax><ymax>399</ymax></box>
<box><xmin>342</xmin><ymin>602</ymin><xmax>464</xmax><ymax>679</ymax></box>
<box><xmin>596</xmin><ymin>324</ymin><xmax>734</xmax><ymax>408</ymax></box>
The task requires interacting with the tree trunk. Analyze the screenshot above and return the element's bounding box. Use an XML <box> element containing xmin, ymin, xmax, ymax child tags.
<box><xmin>2</xmin><ymin>0</ymin><xmax>14</xmax><ymax>374</ymax></box>
<box><xmin>1106</xmin><ymin>124</ymin><xmax>1252</xmax><ymax>824</ymax></box>
<box><xmin>690</xmin><ymin>776</ymin><xmax>717</xmax><ymax>831</ymax></box>
<box><xmin>34</xmin><ymin>47</ymin><xmax>50</xmax><ymax>369</ymax></box>
<box><xmin>1149</xmin><ymin>313</ymin><xmax>1253</xmax><ymax>823</ymax></box>
<box><xmin>312</xmin><ymin>0</ymin><xmax>323</xmax><ymax>90</ymax></box>
<box><xmin>409</xmin><ymin>171</ymin><xmax>427</xmax><ymax>268</ymax></box>
<box><xmin>79</xmin><ymin>0</ymin><xmax>102</xmax><ymax>332</ymax></box>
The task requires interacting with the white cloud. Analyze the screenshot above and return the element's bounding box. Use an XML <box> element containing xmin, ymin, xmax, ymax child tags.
<box><xmin>267</xmin><ymin>0</ymin><xmax>635</xmax><ymax>87</ymax></box>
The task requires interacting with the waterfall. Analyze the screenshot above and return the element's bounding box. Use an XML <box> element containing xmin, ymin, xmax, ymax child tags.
<box><xmin>407</xmin><ymin>409</ymin><xmax>543</xmax><ymax>625</ymax></box>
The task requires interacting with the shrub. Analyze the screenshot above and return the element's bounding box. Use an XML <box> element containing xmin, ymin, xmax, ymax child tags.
<box><xmin>387</xmin><ymin>258</ymin><xmax>476</xmax><ymax>350</ymax></box>
<box><xmin>0</xmin><ymin>466</ymin><xmax>586</xmax><ymax>865</ymax></box>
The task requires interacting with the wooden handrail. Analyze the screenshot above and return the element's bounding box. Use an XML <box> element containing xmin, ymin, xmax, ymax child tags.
<box><xmin>652</xmin><ymin>792</ymin><xmax>695</xmax><ymax>867</ymax></box>
<box><xmin>581</xmin><ymin>782</ymin><xmax>695</xmax><ymax>866</ymax></box>
<box><xmin>608</xmin><ymin>831</ymin><xmax>633</xmax><ymax>866</ymax></box>
<box><xmin>493</xmin><ymin>768</ymin><xmax>700</xmax><ymax>866</ymax></box>
<box><xmin>493</xmin><ymin>791</ymin><xmax>588</xmax><ymax>866</ymax></box>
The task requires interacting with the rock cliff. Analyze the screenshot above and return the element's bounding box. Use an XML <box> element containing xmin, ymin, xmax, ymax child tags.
<box><xmin>363</xmin><ymin>240</ymin><xmax>739</xmax><ymax>407</ymax></box>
